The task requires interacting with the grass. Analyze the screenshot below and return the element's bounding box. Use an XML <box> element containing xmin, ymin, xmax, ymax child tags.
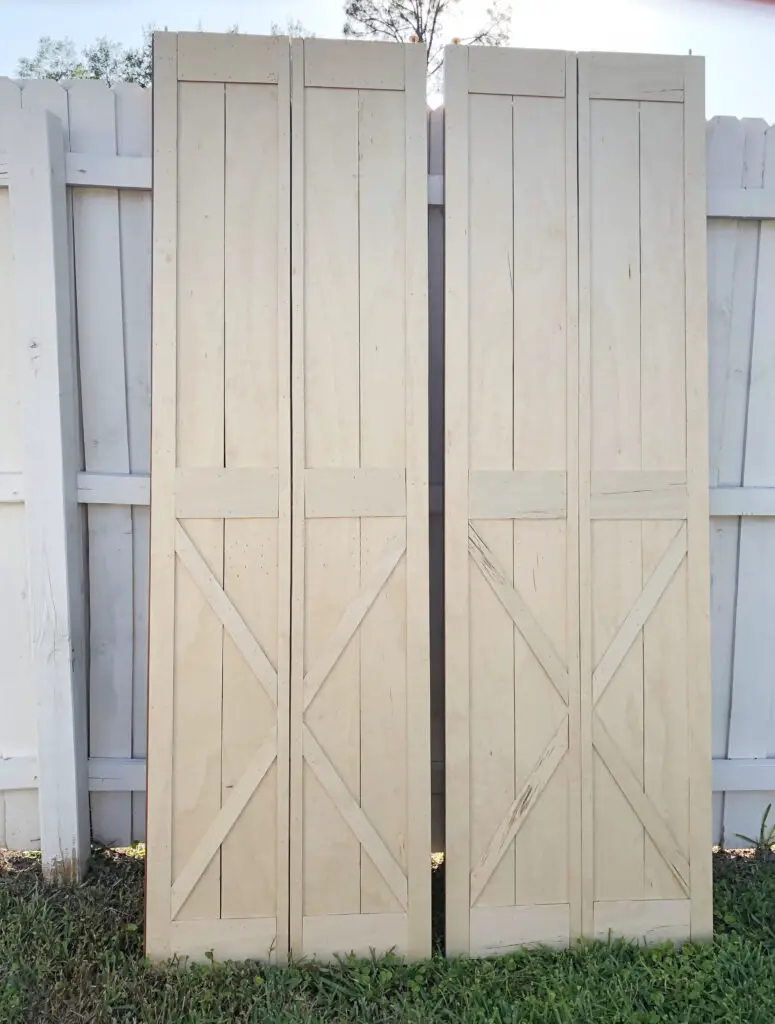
<box><xmin>2</xmin><ymin>848</ymin><xmax>775</xmax><ymax>1022</ymax></box>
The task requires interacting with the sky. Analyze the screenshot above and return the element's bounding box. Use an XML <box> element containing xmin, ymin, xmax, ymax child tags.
<box><xmin>0</xmin><ymin>0</ymin><xmax>774</xmax><ymax>121</ymax></box>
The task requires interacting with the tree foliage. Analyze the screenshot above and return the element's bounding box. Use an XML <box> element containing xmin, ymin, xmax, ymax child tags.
<box><xmin>17</xmin><ymin>19</ymin><xmax>314</xmax><ymax>86</ymax></box>
<box><xmin>343</xmin><ymin>0</ymin><xmax>511</xmax><ymax>77</ymax></box>
<box><xmin>270</xmin><ymin>18</ymin><xmax>315</xmax><ymax>37</ymax></box>
<box><xmin>17</xmin><ymin>30</ymin><xmax>152</xmax><ymax>86</ymax></box>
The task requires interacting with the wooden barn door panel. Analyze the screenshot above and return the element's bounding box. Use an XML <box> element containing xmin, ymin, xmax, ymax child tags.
<box><xmin>578</xmin><ymin>53</ymin><xmax>711</xmax><ymax>941</ymax></box>
<box><xmin>446</xmin><ymin>47</ymin><xmax>710</xmax><ymax>952</ymax></box>
<box><xmin>444</xmin><ymin>45</ymin><xmax>581</xmax><ymax>957</ymax></box>
<box><xmin>290</xmin><ymin>39</ymin><xmax>431</xmax><ymax>962</ymax></box>
<box><xmin>146</xmin><ymin>32</ymin><xmax>291</xmax><ymax>963</ymax></box>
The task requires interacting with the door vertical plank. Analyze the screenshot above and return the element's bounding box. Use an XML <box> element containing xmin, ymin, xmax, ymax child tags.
<box><xmin>563</xmin><ymin>52</ymin><xmax>581</xmax><ymax>942</ymax></box>
<box><xmin>68</xmin><ymin>80</ymin><xmax>134</xmax><ymax>848</ymax></box>
<box><xmin>469</xmin><ymin>88</ymin><xmax>515</xmax><ymax>913</ymax></box>
<box><xmin>289</xmin><ymin>37</ymin><xmax>306</xmax><ymax>957</ymax></box>
<box><xmin>221</xmin><ymin>83</ymin><xmax>280</xmax><ymax>928</ymax></box>
<box><xmin>275</xmin><ymin>52</ymin><xmax>293</xmax><ymax>967</ymax></box>
<box><xmin>510</xmin><ymin>92</ymin><xmax>570</xmax><ymax>912</ymax></box>
<box><xmin>684</xmin><ymin>58</ymin><xmax>713</xmax><ymax>940</ymax></box>
<box><xmin>357</xmin><ymin>87</ymin><xmax>408</xmax><ymax>920</ymax></box>
<box><xmin>302</xmin><ymin>84</ymin><xmax>362</xmax><ymax>926</ymax></box>
<box><xmin>173</xmin><ymin>80</ymin><xmax>225</xmax><ymax>922</ymax></box>
<box><xmin>113</xmin><ymin>82</ymin><xmax>153</xmax><ymax>841</ymax></box>
<box><xmin>576</xmin><ymin>55</ymin><xmax>594</xmax><ymax>937</ymax></box>
<box><xmin>640</xmin><ymin>100</ymin><xmax>689</xmax><ymax>900</ymax></box>
<box><xmin>589</xmin><ymin>97</ymin><xmax>645</xmax><ymax>903</ymax></box>
<box><xmin>146</xmin><ymin>32</ymin><xmax>178</xmax><ymax>959</ymax></box>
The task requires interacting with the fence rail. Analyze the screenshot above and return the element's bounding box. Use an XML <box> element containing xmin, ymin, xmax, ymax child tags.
<box><xmin>0</xmin><ymin>77</ymin><xmax>773</xmax><ymax>867</ymax></box>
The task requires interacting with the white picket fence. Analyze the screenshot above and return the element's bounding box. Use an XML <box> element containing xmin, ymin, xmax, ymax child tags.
<box><xmin>0</xmin><ymin>78</ymin><xmax>773</xmax><ymax>865</ymax></box>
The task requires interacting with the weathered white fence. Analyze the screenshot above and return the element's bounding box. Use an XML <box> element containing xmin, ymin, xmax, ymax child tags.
<box><xmin>707</xmin><ymin>117</ymin><xmax>775</xmax><ymax>848</ymax></box>
<box><xmin>0</xmin><ymin>77</ymin><xmax>773</xmax><ymax>868</ymax></box>
<box><xmin>0</xmin><ymin>79</ymin><xmax>151</xmax><ymax>873</ymax></box>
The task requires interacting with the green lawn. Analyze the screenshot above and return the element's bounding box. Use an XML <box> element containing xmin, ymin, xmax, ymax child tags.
<box><xmin>2</xmin><ymin>847</ymin><xmax>775</xmax><ymax>1023</ymax></box>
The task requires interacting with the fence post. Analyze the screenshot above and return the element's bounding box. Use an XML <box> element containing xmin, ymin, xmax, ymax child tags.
<box><xmin>8</xmin><ymin>107</ymin><xmax>90</xmax><ymax>882</ymax></box>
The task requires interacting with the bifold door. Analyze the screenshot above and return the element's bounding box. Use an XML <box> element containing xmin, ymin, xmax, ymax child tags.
<box><xmin>146</xmin><ymin>32</ymin><xmax>292</xmax><ymax>964</ymax></box>
<box><xmin>444</xmin><ymin>46</ymin><xmax>582</xmax><ymax>956</ymax></box>
<box><xmin>444</xmin><ymin>47</ymin><xmax>711</xmax><ymax>954</ymax></box>
<box><xmin>146</xmin><ymin>33</ymin><xmax>430</xmax><ymax>964</ymax></box>
<box><xmin>577</xmin><ymin>51</ymin><xmax>711</xmax><ymax>946</ymax></box>
<box><xmin>289</xmin><ymin>37</ymin><xmax>431</xmax><ymax>962</ymax></box>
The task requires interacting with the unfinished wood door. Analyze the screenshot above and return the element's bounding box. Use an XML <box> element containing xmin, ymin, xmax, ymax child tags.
<box><xmin>445</xmin><ymin>46</ymin><xmax>711</xmax><ymax>952</ymax></box>
<box><xmin>578</xmin><ymin>52</ymin><xmax>712</xmax><ymax>943</ymax></box>
<box><xmin>289</xmin><ymin>38</ymin><xmax>431</xmax><ymax>962</ymax></box>
<box><xmin>444</xmin><ymin>46</ymin><xmax>581</xmax><ymax>956</ymax></box>
<box><xmin>146</xmin><ymin>32</ymin><xmax>291</xmax><ymax>963</ymax></box>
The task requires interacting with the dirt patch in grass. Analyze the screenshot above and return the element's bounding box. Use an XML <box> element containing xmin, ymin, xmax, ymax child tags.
<box><xmin>2</xmin><ymin>847</ymin><xmax>775</xmax><ymax>1023</ymax></box>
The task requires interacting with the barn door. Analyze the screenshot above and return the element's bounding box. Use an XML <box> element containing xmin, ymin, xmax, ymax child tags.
<box><xmin>577</xmin><ymin>52</ymin><xmax>712</xmax><ymax>942</ymax></box>
<box><xmin>445</xmin><ymin>46</ymin><xmax>711</xmax><ymax>953</ymax></box>
<box><xmin>146</xmin><ymin>33</ymin><xmax>291</xmax><ymax>963</ymax></box>
<box><xmin>289</xmin><ymin>39</ymin><xmax>431</xmax><ymax>961</ymax></box>
<box><xmin>444</xmin><ymin>46</ymin><xmax>581</xmax><ymax>956</ymax></box>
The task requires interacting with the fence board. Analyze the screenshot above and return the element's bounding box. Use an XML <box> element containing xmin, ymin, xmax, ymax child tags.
<box><xmin>114</xmin><ymin>82</ymin><xmax>153</xmax><ymax>841</ymax></box>
<box><xmin>8</xmin><ymin>102</ymin><xmax>90</xmax><ymax>880</ymax></box>
<box><xmin>0</xmin><ymin>79</ymin><xmax>38</xmax><ymax>851</ymax></box>
<box><xmin>69</xmin><ymin>80</ymin><xmax>134</xmax><ymax>848</ymax></box>
<box><xmin>724</xmin><ymin>123</ymin><xmax>775</xmax><ymax>847</ymax></box>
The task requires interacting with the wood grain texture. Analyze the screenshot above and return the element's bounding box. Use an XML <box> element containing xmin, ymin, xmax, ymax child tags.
<box><xmin>175</xmin><ymin>468</ymin><xmax>279</xmax><ymax>519</ymax></box>
<box><xmin>170</xmin><ymin>918</ymin><xmax>277</xmax><ymax>963</ymax></box>
<box><xmin>593</xmin><ymin>899</ymin><xmax>690</xmax><ymax>943</ymax></box>
<box><xmin>177</xmin><ymin>31</ymin><xmax>286</xmax><ymax>84</ymax></box>
<box><xmin>303</xmin><ymin>913</ymin><xmax>406</xmax><ymax>960</ymax></box>
<box><xmin>303</xmin><ymin>39</ymin><xmax>405</xmax><ymax>91</ymax></box>
<box><xmin>470</xmin><ymin>904</ymin><xmax>570</xmax><ymax>955</ymax></box>
<box><xmin>170</xmin><ymin>729</ymin><xmax>277</xmax><ymax>918</ymax></box>
<box><xmin>468</xmin><ymin>471</ymin><xmax>567</xmax><ymax>520</ymax></box>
